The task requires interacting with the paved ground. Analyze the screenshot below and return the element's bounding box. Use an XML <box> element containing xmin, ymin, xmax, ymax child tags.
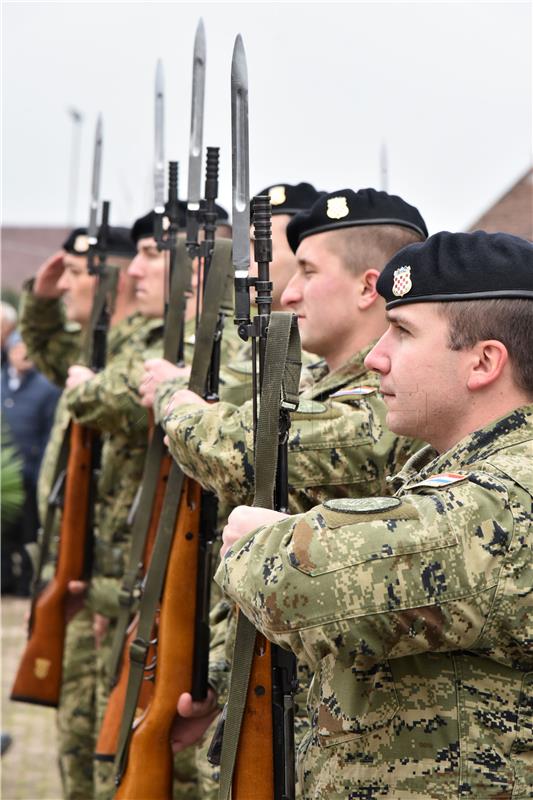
<box><xmin>2</xmin><ymin>596</ymin><xmax>63</xmax><ymax>800</ymax></box>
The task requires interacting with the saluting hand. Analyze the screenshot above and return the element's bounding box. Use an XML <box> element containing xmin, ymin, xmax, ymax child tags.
<box><xmin>221</xmin><ymin>506</ymin><xmax>289</xmax><ymax>557</ymax></box>
<box><xmin>139</xmin><ymin>359</ymin><xmax>190</xmax><ymax>408</ymax></box>
<box><xmin>34</xmin><ymin>251</ymin><xmax>66</xmax><ymax>299</ymax></box>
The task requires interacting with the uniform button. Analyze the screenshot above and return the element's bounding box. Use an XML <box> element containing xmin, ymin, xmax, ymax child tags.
<box><xmin>4</xmin><ymin>398</ymin><xmax>14</xmax><ymax>408</ymax></box>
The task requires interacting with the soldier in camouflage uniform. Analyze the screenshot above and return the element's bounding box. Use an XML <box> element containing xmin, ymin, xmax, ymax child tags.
<box><xmin>19</xmin><ymin>226</ymin><xmax>157</xmax><ymax>800</ymax></box>
<box><xmin>217</xmin><ymin>231</ymin><xmax>533</xmax><ymax>799</ymax></box>
<box><xmin>160</xmin><ymin>189</ymin><xmax>430</xmax><ymax>796</ymax></box>
<box><xmin>146</xmin><ymin>181</ymin><xmax>323</xmax><ymax>412</ymax></box>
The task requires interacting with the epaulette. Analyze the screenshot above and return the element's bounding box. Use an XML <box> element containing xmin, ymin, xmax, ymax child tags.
<box><xmin>330</xmin><ymin>385</ymin><xmax>377</xmax><ymax>399</ymax></box>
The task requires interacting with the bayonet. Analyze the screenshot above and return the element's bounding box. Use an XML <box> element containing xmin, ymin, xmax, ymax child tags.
<box><xmin>231</xmin><ymin>34</ymin><xmax>251</xmax><ymax>332</ymax></box>
<box><xmin>154</xmin><ymin>59</ymin><xmax>165</xmax><ymax>215</ymax></box>
<box><xmin>87</xmin><ymin>114</ymin><xmax>103</xmax><ymax>255</ymax></box>
<box><xmin>187</xmin><ymin>18</ymin><xmax>206</xmax><ymax>223</ymax></box>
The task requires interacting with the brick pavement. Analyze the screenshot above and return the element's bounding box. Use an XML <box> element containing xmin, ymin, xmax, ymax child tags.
<box><xmin>2</xmin><ymin>596</ymin><xmax>63</xmax><ymax>800</ymax></box>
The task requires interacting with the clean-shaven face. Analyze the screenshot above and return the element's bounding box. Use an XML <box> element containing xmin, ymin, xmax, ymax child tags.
<box><xmin>280</xmin><ymin>231</ymin><xmax>361</xmax><ymax>357</ymax></box>
<box><xmin>365</xmin><ymin>303</ymin><xmax>472</xmax><ymax>448</ymax></box>
<box><xmin>128</xmin><ymin>237</ymin><xmax>166</xmax><ymax>318</ymax></box>
<box><xmin>56</xmin><ymin>254</ymin><xmax>96</xmax><ymax>325</ymax></box>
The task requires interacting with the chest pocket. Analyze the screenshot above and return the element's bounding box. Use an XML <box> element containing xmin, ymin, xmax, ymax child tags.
<box><xmin>313</xmin><ymin>654</ymin><xmax>398</xmax><ymax>746</ymax></box>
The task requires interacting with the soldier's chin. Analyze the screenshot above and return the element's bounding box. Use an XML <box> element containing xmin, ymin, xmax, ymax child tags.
<box><xmin>386</xmin><ymin>409</ymin><xmax>415</xmax><ymax>437</ymax></box>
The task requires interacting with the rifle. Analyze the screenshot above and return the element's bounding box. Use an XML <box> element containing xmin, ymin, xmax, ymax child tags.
<box><xmin>95</xmin><ymin>36</ymin><xmax>206</xmax><ymax>761</ymax></box>
<box><xmin>11</xmin><ymin>116</ymin><xmax>114</xmax><ymax>706</ymax></box>
<box><xmin>113</xmin><ymin>144</ymin><xmax>233</xmax><ymax>800</ymax></box>
<box><xmin>214</xmin><ymin>36</ymin><xmax>301</xmax><ymax>800</ymax></box>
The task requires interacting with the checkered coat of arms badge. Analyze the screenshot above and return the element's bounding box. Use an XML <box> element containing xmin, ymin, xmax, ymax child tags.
<box><xmin>392</xmin><ymin>265</ymin><xmax>412</xmax><ymax>297</ymax></box>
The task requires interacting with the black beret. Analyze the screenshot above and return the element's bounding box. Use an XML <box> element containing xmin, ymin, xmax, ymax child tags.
<box><xmin>131</xmin><ymin>202</ymin><xmax>230</xmax><ymax>245</ymax></box>
<box><xmin>377</xmin><ymin>230</ymin><xmax>533</xmax><ymax>309</ymax></box>
<box><xmin>286</xmin><ymin>188</ymin><xmax>428</xmax><ymax>253</ymax></box>
<box><xmin>62</xmin><ymin>226</ymin><xmax>136</xmax><ymax>258</ymax></box>
<box><xmin>255</xmin><ymin>182</ymin><xmax>324</xmax><ymax>217</ymax></box>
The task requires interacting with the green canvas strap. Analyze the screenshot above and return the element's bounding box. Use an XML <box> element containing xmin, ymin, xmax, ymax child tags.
<box><xmin>218</xmin><ymin>312</ymin><xmax>301</xmax><ymax>800</ymax></box>
<box><xmin>28</xmin><ymin>420</ymin><xmax>71</xmax><ymax>619</ymax></box>
<box><xmin>107</xmin><ymin>240</ymin><xmax>193</xmax><ymax>686</ymax></box>
<box><xmin>31</xmin><ymin>263</ymin><xmax>119</xmax><ymax>614</ymax></box>
<box><xmin>114</xmin><ymin>239</ymin><xmax>234</xmax><ymax>784</ymax></box>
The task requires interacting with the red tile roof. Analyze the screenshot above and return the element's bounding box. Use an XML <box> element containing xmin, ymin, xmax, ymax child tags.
<box><xmin>467</xmin><ymin>168</ymin><xmax>533</xmax><ymax>240</ymax></box>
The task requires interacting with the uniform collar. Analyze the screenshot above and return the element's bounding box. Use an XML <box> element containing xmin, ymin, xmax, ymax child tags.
<box><xmin>391</xmin><ymin>405</ymin><xmax>533</xmax><ymax>490</ymax></box>
<box><xmin>303</xmin><ymin>341</ymin><xmax>378</xmax><ymax>400</ymax></box>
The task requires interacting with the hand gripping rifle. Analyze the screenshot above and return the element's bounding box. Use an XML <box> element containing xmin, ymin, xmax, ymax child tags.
<box><xmin>213</xmin><ymin>36</ymin><xmax>302</xmax><ymax>800</ymax></box>
<box><xmin>11</xmin><ymin>117</ymin><xmax>116</xmax><ymax>706</ymax></box>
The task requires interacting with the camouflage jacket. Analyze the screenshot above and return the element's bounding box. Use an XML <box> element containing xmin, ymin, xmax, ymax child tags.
<box><xmin>160</xmin><ymin>343</ymin><xmax>422</xmax><ymax>515</ymax></box>
<box><xmin>20</xmin><ymin>286</ymin><xmax>163</xmax><ymax>616</ymax></box>
<box><xmin>67</xmin><ymin>314</ymin><xmax>162</xmax><ymax>618</ymax></box>
<box><xmin>216</xmin><ymin>406</ymin><xmax>533</xmax><ymax>800</ymax></box>
<box><xmin>19</xmin><ymin>278</ymin><xmax>85</xmax><ymax>387</ymax></box>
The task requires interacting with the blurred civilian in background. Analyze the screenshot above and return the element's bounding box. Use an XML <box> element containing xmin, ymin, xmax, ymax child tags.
<box><xmin>1</xmin><ymin>301</ymin><xmax>18</xmax><ymax>366</ymax></box>
<box><xmin>1</xmin><ymin>333</ymin><xmax>61</xmax><ymax>595</ymax></box>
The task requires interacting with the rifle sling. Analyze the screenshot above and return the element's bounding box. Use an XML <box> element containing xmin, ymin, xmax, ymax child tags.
<box><xmin>218</xmin><ymin>312</ymin><xmax>301</xmax><ymax>800</ymax></box>
<box><xmin>107</xmin><ymin>240</ymin><xmax>194</xmax><ymax>684</ymax></box>
<box><xmin>29</xmin><ymin>421</ymin><xmax>71</xmax><ymax>609</ymax></box>
<box><xmin>31</xmin><ymin>267</ymin><xmax>118</xmax><ymax>609</ymax></box>
<box><xmin>114</xmin><ymin>239</ymin><xmax>234</xmax><ymax>783</ymax></box>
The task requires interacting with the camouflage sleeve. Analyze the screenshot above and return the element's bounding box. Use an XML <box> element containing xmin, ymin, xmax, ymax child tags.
<box><xmin>18</xmin><ymin>281</ymin><xmax>81</xmax><ymax>387</ymax></box>
<box><xmin>65</xmin><ymin>355</ymin><xmax>148</xmax><ymax>436</ymax></box>
<box><xmin>162</xmin><ymin>394</ymin><xmax>413</xmax><ymax>514</ymax></box>
<box><xmin>162</xmin><ymin>400</ymin><xmax>256</xmax><ymax>508</ymax></box>
<box><xmin>153</xmin><ymin>375</ymin><xmax>189</xmax><ymax>425</ymax></box>
<box><xmin>207</xmin><ymin>600</ymin><xmax>235</xmax><ymax>706</ymax></box>
<box><xmin>215</xmin><ymin>477</ymin><xmax>518</xmax><ymax>670</ymax></box>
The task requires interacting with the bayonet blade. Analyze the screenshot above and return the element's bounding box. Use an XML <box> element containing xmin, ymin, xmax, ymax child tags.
<box><xmin>187</xmin><ymin>18</ymin><xmax>206</xmax><ymax>209</ymax></box>
<box><xmin>231</xmin><ymin>34</ymin><xmax>250</xmax><ymax>274</ymax></box>
<box><xmin>88</xmin><ymin>114</ymin><xmax>103</xmax><ymax>246</ymax></box>
<box><xmin>154</xmin><ymin>59</ymin><xmax>165</xmax><ymax>213</ymax></box>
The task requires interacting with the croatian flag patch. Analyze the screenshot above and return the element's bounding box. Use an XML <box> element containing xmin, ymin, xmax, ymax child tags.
<box><xmin>331</xmin><ymin>386</ymin><xmax>376</xmax><ymax>398</ymax></box>
<box><xmin>414</xmin><ymin>472</ymin><xmax>466</xmax><ymax>488</ymax></box>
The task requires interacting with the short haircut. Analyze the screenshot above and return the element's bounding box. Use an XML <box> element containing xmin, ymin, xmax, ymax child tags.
<box><xmin>438</xmin><ymin>299</ymin><xmax>533</xmax><ymax>396</ymax></box>
<box><xmin>324</xmin><ymin>224</ymin><xmax>425</xmax><ymax>275</ymax></box>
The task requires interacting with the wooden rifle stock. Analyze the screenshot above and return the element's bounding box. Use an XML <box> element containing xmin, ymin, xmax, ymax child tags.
<box><xmin>94</xmin><ymin>451</ymin><xmax>172</xmax><ymax>759</ymax></box>
<box><xmin>114</xmin><ymin>477</ymin><xmax>202</xmax><ymax>800</ymax></box>
<box><xmin>10</xmin><ymin>422</ymin><xmax>95</xmax><ymax>706</ymax></box>
<box><xmin>233</xmin><ymin>633</ymin><xmax>275</xmax><ymax>799</ymax></box>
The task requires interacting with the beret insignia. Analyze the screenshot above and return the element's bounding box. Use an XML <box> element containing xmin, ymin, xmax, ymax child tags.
<box><xmin>392</xmin><ymin>265</ymin><xmax>412</xmax><ymax>297</ymax></box>
<box><xmin>73</xmin><ymin>234</ymin><xmax>90</xmax><ymax>253</ymax></box>
<box><xmin>268</xmin><ymin>185</ymin><xmax>287</xmax><ymax>206</ymax></box>
<box><xmin>326</xmin><ymin>196</ymin><xmax>349</xmax><ymax>220</ymax></box>
<box><xmin>323</xmin><ymin>497</ymin><xmax>402</xmax><ymax>514</ymax></box>
<box><xmin>162</xmin><ymin>215</ymin><xmax>171</xmax><ymax>231</ymax></box>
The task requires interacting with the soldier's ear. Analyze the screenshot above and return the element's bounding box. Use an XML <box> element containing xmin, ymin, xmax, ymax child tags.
<box><xmin>358</xmin><ymin>269</ymin><xmax>380</xmax><ymax>310</ymax></box>
<box><xmin>466</xmin><ymin>340</ymin><xmax>509</xmax><ymax>393</ymax></box>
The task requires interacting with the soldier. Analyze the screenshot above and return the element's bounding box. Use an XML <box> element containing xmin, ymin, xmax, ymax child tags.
<box><xmin>157</xmin><ymin>188</ymin><xmax>428</xmax><ymax>513</ymax></box>
<box><xmin>141</xmin><ymin>181</ymin><xmax>323</xmax><ymax>411</ymax></box>
<box><xmin>162</xmin><ymin>188</ymin><xmax>430</xmax><ymax>796</ymax></box>
<box><xmin>218</xmin><ymin>230</ymin><xmax>533</xmax><ymax>799</ymax></box>
<box><xmin>19</xmin><ymin>225</ymin><xmax>160</xmax><ymax>800</ymax></box>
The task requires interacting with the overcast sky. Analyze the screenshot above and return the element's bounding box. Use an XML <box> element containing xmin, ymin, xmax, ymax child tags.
<box><xmin>2</xmin><ymin>1</ymin><xmax>531</xmax><ymax>235</ymax></box>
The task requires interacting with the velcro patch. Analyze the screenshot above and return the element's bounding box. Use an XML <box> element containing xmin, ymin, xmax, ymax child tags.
<box><xmin>321</xmin><ymin>497</ymin><xmax>419</xmax><ymax>528</ymax></box>
<box><xmin>330</xmin><ymin>386</ymin><xmax>377</xmax><ymax>398</ymax></box>
<box><xmin>412</xmin><ymin>472</ymin><xmax>467</xmax><ymax>489</ymax></box>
